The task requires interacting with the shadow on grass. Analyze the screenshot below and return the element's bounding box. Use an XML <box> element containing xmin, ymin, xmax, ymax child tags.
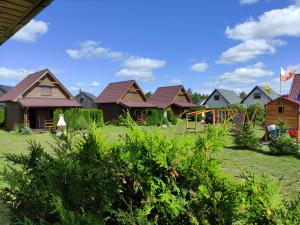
<box><xmin>224</xmin><ymin>145</ymin><xmax>300</xmax><ymax>159</ymax></box>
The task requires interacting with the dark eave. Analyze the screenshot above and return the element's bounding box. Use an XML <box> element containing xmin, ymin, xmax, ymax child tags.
<box><xmin>0</xmin><ymin>0</ymin><xmax>53</xmax><ymax>46</ymax></box>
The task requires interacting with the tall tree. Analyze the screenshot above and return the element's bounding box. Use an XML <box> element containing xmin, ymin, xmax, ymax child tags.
<box><xmin>239</xmin><ymin>91</ymin><xmax>247</xmax><ymax>99</ymax></box>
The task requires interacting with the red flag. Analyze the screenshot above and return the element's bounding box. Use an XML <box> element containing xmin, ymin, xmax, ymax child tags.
<box><xmin>280</xmin><ymin>68</ymin><xmax>296</xmax><ymax>81</ymax></box>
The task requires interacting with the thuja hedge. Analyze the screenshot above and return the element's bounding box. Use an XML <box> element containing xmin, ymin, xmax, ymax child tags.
<box><xmin>145</xmin><ymin>108</ymin><xmax>177</xmax><ymax>126</ymax></box>
<box><xmin>53</xmin><ymin>108</ymin><xmax>104</xmax><ymax>130</ymax></box>
<box><xmin>1</xmin><ymin>123</ymin><xmax>300</xmax><ymax>224</ymax></box>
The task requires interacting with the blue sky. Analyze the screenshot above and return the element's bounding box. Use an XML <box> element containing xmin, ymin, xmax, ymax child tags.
<box><xmin>1</xmin><ymin>0</ymin><xmax>300</xmax><ymax>96</ymax></box>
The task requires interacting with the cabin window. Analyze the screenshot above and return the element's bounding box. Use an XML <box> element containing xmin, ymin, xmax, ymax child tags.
<box><xmin>214</xmin><ymin>95</ymin><xmax>220</xmax><ymax>101</ymax></box>
<box><xmin>254</xmin><ymin>93</ymin><xmax>261</xmax><ymax>99</ymax></box>
<box><xmin>278</xmin><ymin>106</ymin><xmax>284</xmax><ymax>114</ymax></box>
<box><xmin>41</xmin><ymin>87</ymin><xmax>52</xmax><ymax>96</ymax></box>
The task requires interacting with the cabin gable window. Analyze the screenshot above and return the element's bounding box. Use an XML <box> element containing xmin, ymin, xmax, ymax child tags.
<box><xmin>41</xmin><ymin>86</ymin><xmax>52</xmax><ymax>96</ymax></box>
<box><xmin>214</xmin><ymin>95</ymin><xmax>220</xmax><ymax>101</ymax></box>
<box><xmin>278</xmin><ymin>106</ymin><xmax>284</xmax><ymax>114</ymax></box>
<box><xmin>254</xmin><ymin>92</ymin><xmax>261</xmax><ymax>99</ymax></box>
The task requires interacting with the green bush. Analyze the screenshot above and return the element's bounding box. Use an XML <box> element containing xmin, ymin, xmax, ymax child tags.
<box><xmin>1</xmin><ymin>123</ymin><xmax>300</xmax><ymax>224</ymax></box>
<box><xmin>0</xmin><ymin>109</ymin><xmax>4</xmax><ymax>126</ymax></box>
<box><xmin>53</xmin><ymin>108</ymin><xmax>104</xmax><ymax>131</ymax></box>
<box><xmin>247</xmin><ymin>103</ymin><xmax>265</xmax><ymax>125</ymax></box>
<box><xmin>269</xmin><ymin>135</ymin><xmax>299</xmax><ymax>155</ymax></box>
<box><xmin>233</xmin><ymin>122</ymin><xmax>260</xmax><ymax>150</ymax></box>
<box><xmin>146</xmin><ymin>109</ymin><xmax>177</xmax><ymax>126</ymax></box>
<box><xmin>226</xmin><ymin>103</ymin><xmax>246</xmax><ymax>112</ymax></box>
<box><xmin>20</xmin><ymin>127</ymin><xmax>32</xmax><ymax>135</ymax></box>
<box><xmin>117</xmin><ymin>109</ymin><xmax>136</xmax><ymax>127</ymax></box>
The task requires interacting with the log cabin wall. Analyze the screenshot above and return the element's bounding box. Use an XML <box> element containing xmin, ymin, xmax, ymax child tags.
<box><xmin>265</xmin><ymin>98</ymin><xmax>299</xmax><ymax>130</ymax></box>
<box><xmin>98</xmin><ymin>103</ymin><xmax>122</xmax><ymax>123</ymax></box>
<box><xmin>122</xmin><ymin>85</ymin><xmax>145</xmax><ymax>102</ymax></box>
<box><xmin>23</xmin><ymin>75</ymin><xmax>68</xmax><ymax>99</ymax></box>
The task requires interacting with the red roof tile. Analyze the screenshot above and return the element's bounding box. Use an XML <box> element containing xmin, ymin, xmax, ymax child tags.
<box><xmin>289</xmin><ymin>74</ymin><xmax>300</xmax><ymax>100</ymax></box>
<box><xmin>18</xmin><ymin>98</ymin><xmax>81</xmax><ymax>108</ymax></box>
<box><xmin>173</xmin><ymin>102</ymin><xmax>199</xmax><ymax>108</ymax></box>
<box><xmin>149</xmin><ymin>85</ymin><xmax>197</xmax><ymax>109</ymax></box>
<box><xmin>281</xmin><ymin>96</ymin><xmax>300</xmax><ymax>105</ymax></box>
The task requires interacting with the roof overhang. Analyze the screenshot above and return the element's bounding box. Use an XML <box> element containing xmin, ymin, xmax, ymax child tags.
<box><xmin>0</xmin><ymin>0</ymin><xmax>53</xmax><ymax>46</ymax></box>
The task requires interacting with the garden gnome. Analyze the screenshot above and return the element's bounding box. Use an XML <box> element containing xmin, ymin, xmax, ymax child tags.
<box><xmin>56</xmin><ymin>114</ymin><xmax>67</xmax><ymax>136</ymax></box>
<box><xmin>162</xmin><ymin>111</ymin><xmax>168</xmax><ymax>128</ymax></box>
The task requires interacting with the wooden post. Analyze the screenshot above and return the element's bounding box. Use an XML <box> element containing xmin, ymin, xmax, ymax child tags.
<box><xmin>195</xmin><ymin>114</ymin><xmax>198</xmax><ymax>133</ymax></box>
<box><xmin>213</xmin><ymin>109</ymin><xmax>216</xmax><ymax>125</ymax></box>
<box><xmin>24</xmin><ymin>108</ymin><xmax>28</xmax><ymax>128</ymax></box>
<box><xmin>185</xmin><ymin>114</ymin><xmax>188</xmax><ymax>132</ymax></box>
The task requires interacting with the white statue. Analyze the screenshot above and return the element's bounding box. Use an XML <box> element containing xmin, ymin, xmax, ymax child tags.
<box><xmin>56</xmin><ymin>114</ymin><xmax>67</xmax><ymax>136</ymax></box>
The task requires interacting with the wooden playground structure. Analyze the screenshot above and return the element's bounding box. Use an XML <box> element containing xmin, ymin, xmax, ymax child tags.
<box><xmin>185</xmin><ymin>108</ymin><xmax>260</xmax><ymax>133</ymax></box>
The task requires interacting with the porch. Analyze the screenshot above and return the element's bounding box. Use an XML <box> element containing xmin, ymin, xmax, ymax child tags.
<box><xmin>23</xmin><ymin>108</ymin><xmax>54</xmax><ymax>130</ymax></box>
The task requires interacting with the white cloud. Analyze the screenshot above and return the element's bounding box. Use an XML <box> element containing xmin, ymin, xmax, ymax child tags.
<box><xmin>67</xmin><ymin>41</ymin><xmax>166</xmax><ymax>82</ymax></box>
<box><xmin>75</xmin><ymin>81</ymin><xmax>100</xmax><ymax>88</ymax></box>
<box><xmin>217</xmin><ymin>39</ymin><xmax>284</xmax><ymax>64</ymax></box>
<box><xmin>219</xmin><ymin>62</ymin><xmax>273</xmax><ymax>84</ymax></box>
<box><xmin>12</xmin><ymin>19</ymin><xmax>48</xmax><ymax>42</ymax></box>
<box><xmin>66</xmin><ymin>41</ymin><xmax>125</xmax><ymax>60</ymax></box>
<box><xmin>123</xmin><ymin>57</ymin><xmax>166</xmax><ymax>70</ymax></box>
<box><xmin>115</xmin><ymin>69</ymin><xmax>155</xmax><ymax>82</ymax></box>
<box><xmin>204</xmin><ymin>63</ymin><xmax>274</xmax><ymax>93</ymax></box>
<box><xmin>240</xmin><ymin>0</ymin><xmax>259</xmax><ymax>5</ymax></box>
<box><xmin>226</xmin><ymin>5</ymin><xmax>300</xmax><ymax>41</ymax></box>
<box><xmin>169</xmin><ymin>79</ymin><xmax>182</xmax><ymax>85</ymax></box>
<box><xmin>190</xmin><ymin>62</ymin><xmax>208</xmax><ymax>72</ymax></box>
<box><xmin>0</xmin><ymin>67</ymin><xmax>34</xmax><ymax>80</ymax></box>
<box><xmin>287</xmin><ymin>63</ymin><xmax>300</xmax><ymax>73</ymax></box>
<box><xmin>218</xmin><ymin>4</ymin><xmax>300</xmax><ymax>64</ymax></box>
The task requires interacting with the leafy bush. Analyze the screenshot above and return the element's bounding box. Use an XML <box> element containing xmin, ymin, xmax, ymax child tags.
<box><xmin>146</xmin><ymin>109</ymin><xmax>177</xmax><ymax>126</ymax></box>
<box><xmin>53</xmin><ymin>108</ymin><xmax>104</xmax><ymax>131</ymax></box>
<box><xmin>1</xmin><ymin>123</ymin><xmax>300</xmax><ymax>224</ymax></box>
<box><xmin>226</xmin><ymin>103</ymin><xmax>246</xmax><ymax>112</ymax></box>
<box><xmin>0</xmin><ymin>109</ymin><xmax>4</xmax><ymax>126</ymax></box>
<box><xmin>247</xmin><ymin>103</ymin><xmax>265</xmax><ymax>125</ymax></box>
<box><xmin>233</xmin><ymin>122</ymin><xmax>260</xmax><ymax>150</ymax></box>
<box><xmin>166</xmin><ymin>108</ymin><xmax>177</xmax><ymax>125</ymax></box>
<box><xmin>269</xmin><ymin>135</ymin><xmax>299</xmax><ymax>155</ymax></box>
<box><xmin>117</xmin><ymin>109</ymin><xmax>136</xmax><ymax>127</ymax></box>
<box><xmin>20</xmin><ymin>127</ymin><xmax>32</xmax><ymax>135</ymax></box>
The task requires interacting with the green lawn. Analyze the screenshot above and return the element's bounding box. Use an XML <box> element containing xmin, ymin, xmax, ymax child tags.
<box><xmin>0</xmin><ymin>125</ymin><xmax>300</xmax><ymax>223</ymax></box>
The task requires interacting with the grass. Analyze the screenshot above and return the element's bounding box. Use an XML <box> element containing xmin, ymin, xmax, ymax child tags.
<box><xmin>0</xmin><ymin>124</ymin><xmax>299</xmax><ymax>223</ymax></box>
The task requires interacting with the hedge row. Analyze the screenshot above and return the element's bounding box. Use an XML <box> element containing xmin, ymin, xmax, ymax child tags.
<box><xmin>54</xmin><ymin>108</ymin><xmax>104</xmax><ymax>130</ymax></box>
<box><xmin>145</xmin><ymin>108</ymin><xmax>177</xmax><ymax>126</ymax></box>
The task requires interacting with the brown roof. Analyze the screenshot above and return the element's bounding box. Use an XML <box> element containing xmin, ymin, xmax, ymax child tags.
<box><xmin>119</xmin><ymin>100</ymin><xmax>154</xmax><ymax>108</ymax></box>
<box><xmin>149</xmin><ymin>85</ymin><xmax>198</xmax><ymax>109</ymax></box>
<box><xmin>289</xmin><ymin>74</ymin><xmax>300</xmax><ymax>100</ymax></box>
<box><xmin>0</xmin><ymin>69</ymin><xmax>73</xmax><ymax>102</ymax></box>
<box><xmin>94</xmin><ymin>80</ymin><xmax>149</xmax><ymax>105</ymax></box>
<box><xmin>18</xmin><ymin>98</ymin><xmax>81</xmax><ymax>108</ymax></box>
<box><xmin>0</xmin><ymin>0</ymin><xmax>53</xmax><ymax>45</ymax></box>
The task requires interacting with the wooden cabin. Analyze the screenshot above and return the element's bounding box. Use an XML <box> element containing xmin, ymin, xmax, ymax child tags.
<box><xmin>241</xmin><ymin>86</ymin><xmax>279</xmax><ymax>107</ymax></box>
<box><xmin>94</xmin><ymin>80</ymin><xmax>154</xmax><ymax>123</ymax></box>
<box><xmin>149</xmin><ymin>85</ymin><xmax>198</xmax><ymax>116</ymax></box>
<box><xmin>265</xmin><ymin>97</ymin><xmax>300</xmax><ymax>141</ymax></box>
<box><xmin>0</xmin><ymin>69</ymin><xmax>81</xmax><ymax>130</ymax></box>
<box><xmin>0</xmin><ymin>0</ymin><xmax>53</xmax><ymax>45</ymax></box>
<box><xmin>203</xmin><ymin>89</ymin><xmax>241</xmax><ymax>108</ymax></box>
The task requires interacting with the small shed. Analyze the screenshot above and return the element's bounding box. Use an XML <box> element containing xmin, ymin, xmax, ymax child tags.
<box><xmin>75</xmin><ymin>90</ymin><xmax>96</xmax><ymax>108</ymax></box>
<box><xmin>94</xmin><ymin>80</ymin><xmax>154</xmax><ymax>123</ymax></box>
<box><xmin>149</xmin><ymin>85</ymin><xmax>198</xmax><ymax>116</ymax></box>
<box><xmin>242</xmin><ymin>86</ymin><xmax>279</xmax><ymax>107</ymax></box>
<box><xmin>265</xmin><ymin>97</ymin><xmax>300</xmax><ymax>141</ymax></box>
<box><xmin>203</xmin><ymin>89</ymin><xmax>241</xmax><ymax>108</ymax></box>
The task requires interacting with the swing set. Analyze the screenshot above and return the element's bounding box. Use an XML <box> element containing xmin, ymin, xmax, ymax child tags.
<box><xmin>185</xmin><ymin>108</ymin><xmax>260</xmax><ymax>133</ymax></box>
